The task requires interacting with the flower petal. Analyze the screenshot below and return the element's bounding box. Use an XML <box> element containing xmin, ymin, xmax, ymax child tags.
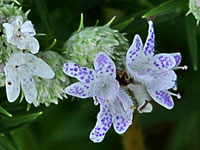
<box><xmin>151</xmin><ymin>53</ymin><xmax>176</xmax><ymax>71</ymax></box>
<box><xmin>112</xmin><ymin>98</ymin><xmax>133</xmax><ymax>134</ymax></box>
<box><xmin>3</xmin><ymin>23</ymin><xmax>14</xmax><ymax>42</ymax></box>
<box><xmin>170</xmin><ymin>53</ymin><xmax>181</xmax><ymax>67</ymax></box>
<box><xmin>4</xmin><ymin>65</ymin><xmax>20</xmax><ymax>102</ymax></box>
<box><xmin>26</xmin><ymin>36</ymin><xmax>39</xmax><ymax>54</ymax></box>
<box><xmin>94</xmin><ymin>52</ymin><xmax>116</xmax><ymax>77</ymax></box>
<box><xmin>16</xmin><ymin>36</ymin><xmax>26</xmax><ymax>50</ymax></box>
<box><xmin>65</xmin><ymin>82</ymin><xmax>91</xmax><ymax>98</ymax></box>
<box><xmin>27</xmin><ymin>54</ymin><xmax>55</xmax><ymax>79</ymax></box>
<box><xmin>148</xmin><ymin>90</ymin><xmax>174</xmax><ymax>109</ymax></box>
<box><xmin>143</xmin><ymin>20</ymin><xmax>155</xmax><ymax>56</ymax></box>
<box><xmin>146</xmin><ymin>70</ymin><xmax>177</xmax><ymax>91</ymax></box>
<box><xmin>128</xmin><ymin>83</ymin><xmax>151</xmax><ymax>111</ymax></box>
<box><xmin>63</xmin><ymin>62</ymin><xmax>96</xmax><ymax>83</ymax></box>
<box><xmin>11</xmin><ymin>16</ymin><xmax>23</xmax><ymax>28</ymax></box>
<box><xmin>90</xmin><ymin>104</ymin><xmax>113</xmax><ymax>143</ymax></box>
<box><xmin>126</xmin><ymin>34</ymin><xmax>143</xmax><ymax>66</ymax></box>
<box><xmin>21</xmin><ymin>21</ymin><xmax>36</xmax><ymax>36</ymax></box>
<box><xmin>20</xmin><ymin>66</ymin><xmax>37</xmax><ymax>103</ymax></box>
<box><xmin>117</xmin><ymin>88</ymin><xmax>134</xmax><ymax>113</ymax></box>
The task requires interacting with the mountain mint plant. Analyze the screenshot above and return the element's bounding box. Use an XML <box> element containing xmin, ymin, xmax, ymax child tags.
<box><xmin>126</xmin><ymin>21</ymin><xmax>187</xmax><ymax>111</ymax></box>
<box><xmin>63</xmin><ymin>52</ymin><xmax>134</xmax><ymax>143</ymax></box>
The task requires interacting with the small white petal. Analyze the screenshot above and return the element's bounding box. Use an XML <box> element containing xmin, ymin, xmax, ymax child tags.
<box><xmin>21</xmin><ymin>21</ymin><xmax>36</xmax><ymax>36</ymax></box>
<box><xmin>19</xmin><ymin>66</ymin><xmax>37</xmax><ymax>103</ymax></box>
<box><xmin>28</xmin><ymin>54</ymin><xmax>55</xmax><ymax>79</ymax></box>
<box><xmin>16</xmin><ymin>36</ymin><xmax>26</xmax><ymax>50</ymax></box>
<box><xmin>3</xmin><ymin>23</ymin><xmax>14</xmax><ymax>43</ymax></box>
<box><xmin>26</xmin><ymin>36</ymin><xmax>39</xmax><ymax>54</ymax></box>
<box><xmin>138</xmin><ymin>101</ymin><xmax>153</xmax><ymax>113</ymax></box>
<box><xmin>4</xmin><ymin>64</ymin><xmax>20</xmax><ymax>102</ymax></box>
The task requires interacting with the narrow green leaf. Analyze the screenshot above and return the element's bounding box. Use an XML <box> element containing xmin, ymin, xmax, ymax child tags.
<box><xmin>45</xmin><ymin>39</ymin><xmax>57</xmax><ymax>50</ymax></box>
<box><xmin>142</xmin><ymin>0</ymin><xmax>187</xmax><ymax>18</ymax></box>
<box><xmin>113</xmin><ymin>17</ymin><xmax>134</xmax><ymax>31</ymax></box>
<box><xmin>0</xmin><ymin>112</ymin><xmax>42</xmax><ymax>132</ymax></box>
<box><xmin>0</xmin><ymin>106</ymin><xmax>12</xmax><ymax>117</ymax></box>
<box><xmin>78</xmin><ymin>13</ymin><xmax>84</xmax><ymax>32</ymax></box>
<box><xmin>185</xmin><ymin>15</ymin><xmax>198</xmax><ymax>70</ymax></box>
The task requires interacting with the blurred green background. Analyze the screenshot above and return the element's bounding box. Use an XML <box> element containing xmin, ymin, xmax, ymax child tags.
<box><xmin>0</xmin><ymin>0</ymin><xmax>200</xmax><ymax>150</ymax></box>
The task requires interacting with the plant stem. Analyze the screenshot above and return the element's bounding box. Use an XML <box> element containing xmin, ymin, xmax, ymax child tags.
<box><xmin>122</xmin><ymin>113</ymin><xmax>145</xmax><ymax>150</ymax></box>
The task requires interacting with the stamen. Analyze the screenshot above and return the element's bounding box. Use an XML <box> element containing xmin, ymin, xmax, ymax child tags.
<box><xmin>130</xmin><ymin>105</ymin><xmax>134</xmax><ymax>110</ymax></box>
<box><xmin>22</xmin><ymin>49</ymin><xmax>26</xmax><ymax>53</ymax></box>
<box><xmin>15</xmin><ymin>65</ymin><xmax>19</xmax><ymax>68</ymax></box>
<box><xmin>41</xmin><ymin>56</ymin><xmax>45</xmax><ymax>60</ymax></box>
<box><xmin>7</xmin><ymin>81</ymin><xmax>12</xmax><ymax>85</ymax></box>
<box><xmin>168</xmin><ymin>91</ymin><xmax>181</xmax><ymax>99</ymax></box>
<box><xmin>93</xmin><ymin>96</ymin><xmax>98</xmax><ymax>105</ymax></box>
<box><xmin>174</xmin><ymin>65</ymin><xmax>188</xmax><ymax>70</ymax></box>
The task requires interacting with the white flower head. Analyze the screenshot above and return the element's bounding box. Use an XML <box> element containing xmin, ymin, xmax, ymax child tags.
<box><xmin>63</xmin><ymin>52</ymin><xmax>134</xmax><ymax>143</ymax></box>
<box><xmin>4</xmin><ymin>51</ymin><xmax>55</xmax><ymax>103</ymax></box>
<box><xmin>126</xmin><ymin>21</ymin><xmax>187</xmax><ymax>110</ymax></box>
<box><xmin>3</xmin><ymin>16</ymin><xmax>39</xmax><ymax>54</ymax></box>
<box><xmin>187</xmin><ymin>0</ymin><xmax>200</xmax><ymax>25</ymax></box>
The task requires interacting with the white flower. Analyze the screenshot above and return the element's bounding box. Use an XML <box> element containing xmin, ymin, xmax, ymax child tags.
<box><xmin>63</xmin><ymin>52</ymin><xmax>134</xmax><ymax>143</ymax></box>
<box><xmin>126</xmin><ymin>21</ymin><xmax>187</xmax><ymax>110</ymax></box>
<box><xmin>4</xmin><ymin>52</ymin><xmax>55</xmax><ymax>103</ymax></box>
<box><xmin>3</xmin><ymin>16</ymin><xmax>39</xmax><ymax>54</ymax></box>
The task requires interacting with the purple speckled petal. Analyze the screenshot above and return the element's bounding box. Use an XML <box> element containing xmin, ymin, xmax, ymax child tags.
<box><xmin>151</xmin><ymin>54</ymin><xmax>176</xmax><ymax>71</ymax></box>
<box><xmin>65</xmin><ymin>82</ymin><xmax>91</xmax><ymax>98</ymax></box>
<box><xmin>170</xmin><ymin>53</ymin><xmax>181</xmax><ymax>67</ymax></box>
<box><xmin>147</xmin><ymin>70</ymin><xmax>177</xmax><ymax>91</ymax></box>
<box><xmin>126</xmin><ymin>34</ymin><xmax>143</xmax><ymax>66</ymax></box>
<box><xmin>63</xmin><ymin>62</ymin><xmax>96</xmax><ymax>83</ymax></box>
<box><xmin>94</xmin><ymin>52</ymin><xmax>116</xmax><ymax>78</ymax></box>
<box><xmin>148</xmin><ymin>90</ymin><xmax>174</xmax><ymax>109</ymax></box>
<box><xmin>112</xmin><ymin>98</ymin><xmax>133</xmax><ymax>134</ymax></box>
<box><xmin>90</xmin><ymin>104</ymin><xmax>113</xmax><ymax>143</ymax></box>
<box><xmin>143</xmin><ymin>20</ymin><xmax>155</xmax><ymax>56</ymax></box>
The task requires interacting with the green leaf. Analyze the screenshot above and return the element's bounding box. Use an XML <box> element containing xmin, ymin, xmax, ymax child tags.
<box><xmin>113</xmin><ymin>17</ymin><xmax>134</xmax><ymax>31</ymax></box>
<box><xmin>142</xmin><ymin>0</ymin><xmax>187</xmax><ymax>18</ymax></box>
<box><xmin>185</xmin><ymin>15</ymin><xmax>198</xmax><ymax>70</ymax></box>
<box><xmin>0</xmin><ymin>106</ymin><xmax>12</xmax><ymax>117</ymax></box>
<box><xmin>0</xmin><ymin>112</ymin><xmax>42</xmax><ymax>132</ymax></box>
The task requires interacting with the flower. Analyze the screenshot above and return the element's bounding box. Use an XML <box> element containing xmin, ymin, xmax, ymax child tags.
<box><xmin>4</xmin><ymin>51</ymin><xmax>55</xmax><ymax>103</ymax></box>
<box><xmin>3</xmin><ymin>16</ymin><xmax>39</xmax><ymax>54</ymax></box>
<box><xmin>126</xmin><ymin>21</ymin><xmax>187</xmax><ymax>110</ymax></box>
<box><xmin>63</xmin><ymin>52</ymin><xmax>134</xmax><ymax>143</ymax></box>
<box><xmin>187</xmin><ymin>0</ymin><xmax>200</xmax><ymax>25</ymax></box>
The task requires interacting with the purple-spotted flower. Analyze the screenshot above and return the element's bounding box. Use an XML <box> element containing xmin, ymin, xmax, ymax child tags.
<box><xmin>4</xmin><ymin>51</ymin><xmax>55</xmax><ymax>103</ymax></box>
<box><xmin>126</xmin><ymin>21</ymin><xmax>187</xmax><ymax>110</ymax></box>
<box><xmin>3</xmin><ymin>16</ymin><xmax>39</xmax><ymax>54</ymax></box>
<box><xmin>63</xmin><ymin>52</ymin><xmax>134</xmax><ymax>143</ymax></box>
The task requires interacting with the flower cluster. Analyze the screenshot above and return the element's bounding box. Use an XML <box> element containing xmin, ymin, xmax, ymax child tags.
<box><xmin>0</xmin><ymin>2</ymin><xmax>56</xmax><ymax>105</ymax></box>
<box><xmin>63</xmin><ymin>20</ymin><xmax>186</xmax><ymax>142</ymax></box>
